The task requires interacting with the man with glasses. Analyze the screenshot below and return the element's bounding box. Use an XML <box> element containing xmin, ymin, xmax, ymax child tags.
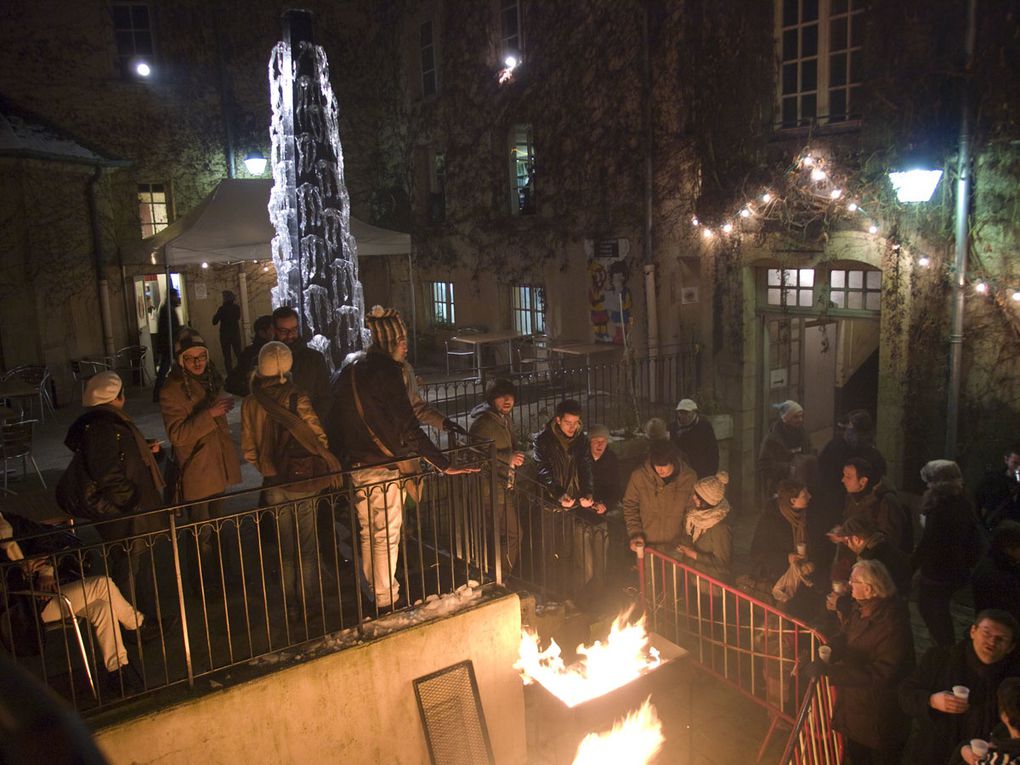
<box><xmin>900</xmin><ymin>609</ymin><xmax>1020</xmax><ymax>764</ymax></box>
<box><xmin>272</xmin><ymin>306</ymin><xmax>332</xmax><ymax>422</ymax></box>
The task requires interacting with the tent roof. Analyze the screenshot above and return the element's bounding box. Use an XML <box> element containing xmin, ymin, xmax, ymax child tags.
<box><xmin>127</xmin><ymin>179</ymin><xmax>410</xmax><ymax>266</ymax></box>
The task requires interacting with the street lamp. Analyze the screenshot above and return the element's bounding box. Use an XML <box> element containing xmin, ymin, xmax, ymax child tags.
<box><xmin>888</xmin><ymin>169</ymin><xmax>943</xmax><ymax>203</ymax></box>
<box><xmin>243</xmin><ymin>152</ymin><xmax>268</xmax><ymax>175</ymax></box>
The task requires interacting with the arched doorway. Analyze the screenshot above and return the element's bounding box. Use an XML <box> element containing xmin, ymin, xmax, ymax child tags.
<box><xmin>757</xmin><ymin>262</ymin><xmax>882</xmax><ymax>451</ymax></box>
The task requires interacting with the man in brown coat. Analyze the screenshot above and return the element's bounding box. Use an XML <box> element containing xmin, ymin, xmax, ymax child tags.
<box><xmin>159</xmin><ymin>333</ymin><xmax>241</xmax><ymax>593</ymax></box>
<box><xmin>624</xmin><ymin>440</ymin><xmax>696</xmax><ymax>552</ymax></box>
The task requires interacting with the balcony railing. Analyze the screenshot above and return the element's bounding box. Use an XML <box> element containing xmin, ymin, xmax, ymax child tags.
<box><xmin>0</xmin><ymin>442</ymin><xmax>499</xmax><ymax>714</ymax></box>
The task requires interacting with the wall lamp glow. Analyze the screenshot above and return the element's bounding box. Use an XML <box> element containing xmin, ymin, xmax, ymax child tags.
<box><xmin>135</xmin><ymin>61</ymin><xmax>152</xmax><ymax>77</ymax></box>
<box><xmin>888</xmin><ymin>169</ymin><xmax>943</xmax><ymax>203</ymax></box>
<box><xmin>244</xmin><ymin>152</ymin><xmax>268</xmax><ymax>175</ymax></box>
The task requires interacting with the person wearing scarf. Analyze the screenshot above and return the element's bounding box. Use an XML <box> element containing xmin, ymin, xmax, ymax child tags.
<box><xmin>802</xmin><ymin>559</ymin><xmax>915</xmax><ymax>764</ymax></box>
<box><xmin>675</xmin><ymin>471</ymin><xmax>733</xmax><ymax>583</ymax></box>
<box><xmin>242</xmin><ymin>341</ymin><xmax>341</xmax><ymax>625</ymax></box>
<box><xmin>159</xmin><ymin>332</ymin><xmax>241</xmax><ymax>594</ymax></box>
<box><xmin>58</xmin><ymin>371</ymin><xmax>167</xmax><ymax>613</ymax></box>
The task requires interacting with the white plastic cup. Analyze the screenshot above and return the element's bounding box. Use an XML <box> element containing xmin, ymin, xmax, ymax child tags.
<box><xmin>970</xmin><ymin>739</ymin><xmax>989</xmax><ymax>757</ymax></box>
<box><xmin>953</xmin><ymin>685</ymin><xmax>970</xmax><ymax>702</ymax></box>
<box><xmin>818</xmin><ymin>645</ymin><xmax>832</xmax><ymax>663</ymax></box>
<box><xmin>832</xmin><ymin>580</ymin><xmax>848</xmax><ymax>595</ymax></box>
<box><xmin>796</xmin><ymin>543</ymin><xmax>807</xmax><ymax>556</ymax></box>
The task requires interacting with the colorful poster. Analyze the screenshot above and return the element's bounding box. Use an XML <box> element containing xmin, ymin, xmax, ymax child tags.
<box><xmin>585</xmin><ymin>238</ymin><xmax>632</xmax><ymax>345</ymax></box>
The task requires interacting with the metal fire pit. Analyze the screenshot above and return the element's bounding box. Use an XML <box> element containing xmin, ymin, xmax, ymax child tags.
<box><xmin>525</xmin><ymin>631</ymin><xmax>690</xmax><ymax>764</ymax></box>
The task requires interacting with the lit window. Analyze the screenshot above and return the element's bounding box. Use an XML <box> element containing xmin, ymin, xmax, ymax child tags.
<box><xmin>112</xmin><ymin>3</ymin><xmax>154</xmax><ymax>75</ymax></box>
<box><xmin>501</xmin><ymin>0</ymin><xmax>522</xmax><ymax>58</ymax></box>
<box><xmin>138</xmin><ymin>183</ymin><xmax>169</xmax><ymax>238</ymax></box>
<box><xmin>420</xmin><ymin>20</ymin><xmax>437</xmax><ymax>97</ymax></box>
<box><xmin>510</xmin><ymin>285</ymin><xmax>545</xmax><ymax>336</ymax></box>
<box><xmin>778</xmin><ymin>0</ymin><xmax>863</xmax><ymax>127</ymax></box>
<box><xmin>766</xmin><ymin>268</ymin><xmax>815</xmax><ymax>308</ymax></box>
<box><xmin>427</xmin><ymin>281</ymin><xmax>455</xmax><ymax>327</ymax></box>
<box><xmin>829</xmin><ymin>268</ymin><xmax>881</xmax><ymax>311</ymax></box>
<box><xmin>509</xmin><ymin>124</ymin><xmax>535</xmax><ymax>215</ymax></box>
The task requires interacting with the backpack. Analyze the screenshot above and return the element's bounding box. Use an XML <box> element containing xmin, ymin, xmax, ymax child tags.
<box><xmin>55</xmin><ymin>451</ymin><xmax>126</xmax><ymax>521</ymax></box>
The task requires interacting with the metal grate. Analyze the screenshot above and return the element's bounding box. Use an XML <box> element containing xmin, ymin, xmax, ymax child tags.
<box><xmin>414</xmin><ymin>660</ymin><xmax>494</xmax><ymax>765</ymax></box>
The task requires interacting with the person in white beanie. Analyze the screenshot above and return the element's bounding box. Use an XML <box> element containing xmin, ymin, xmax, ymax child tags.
<box><xmin>668</xmin><ymin>399</ymin><xmax>719</xmax><ymax>479</ymax></box>
<box><xmin>241</xmin><ymin>341</ymin><xmax>341</xmax><ymax>625</ymax></box>
<box><xmin>675</xmin><ymin>471</ymin><xmax>733</xmax><ymax>583</ymax></box>
<box><xmin>56</xmin><ymin>371</ymin><xmax>166</xmax><ymax>615</ymax></box>
<box><xmin>757</xmin><ymin>399</ymin><xmax>814</xmax><ymax>502</ymax></box>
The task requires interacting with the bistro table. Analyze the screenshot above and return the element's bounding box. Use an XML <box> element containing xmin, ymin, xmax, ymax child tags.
<box><xmin>0</xmin><ymin>378</ymin><xmax>40</xmax><ymax>421</ymax></box>
<box><xmin>447</xmin><ymin>330</ymin><xmax>523</xmax><ymax>381</ymax></box>
<box><xmin>547</xmin><ymin>341</ymin><xmax>620</xmax><ymax>395</ymax></box>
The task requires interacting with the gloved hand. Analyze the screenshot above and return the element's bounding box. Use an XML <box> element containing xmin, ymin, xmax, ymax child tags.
<box><xmin>799</xmin><ymin>660</ymin><xmax>828</xmax><ymax>680</ymax></box>
<box><xmin>443</xmin><ymin>418</ymin><xmax>469</xmax><ymax>436</ymax></box>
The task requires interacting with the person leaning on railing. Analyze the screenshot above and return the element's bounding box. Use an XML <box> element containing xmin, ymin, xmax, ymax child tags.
<box><xmin>623</xmin><ymin>440</ymin><xmax>695</xmax><ymax>553</ymax></box>
<box><xmin>674</xmin><ymin>471</ymin><xmax>732</xmax><ymax>583</ymax></box>
<box><xmin>800</xmin><ymin>559</ymin><xmax>915</xmax><ymax>765</ymax></box>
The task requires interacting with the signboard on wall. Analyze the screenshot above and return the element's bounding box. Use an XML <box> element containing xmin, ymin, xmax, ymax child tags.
<box><xmin>194</xmin><ymin>283</ymin><xmax>208</xmax><ymax>300</ymax></box>
<box><xmin>770</xmin><ymin>368</ymin><xmax>788</xmax><ymax>389</ymax></box>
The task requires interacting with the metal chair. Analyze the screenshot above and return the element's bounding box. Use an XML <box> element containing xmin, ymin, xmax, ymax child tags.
<box><xmin>3</xmin><ymin>590</ymin><xmax>98</xmax><ymax>700</ymax></box>
<box><xmin>445</xmin><ymin>328</ymin><xmax>482</xmax><ymax>376</ymax></box>
<box><xmin>3</xmin><ymin>366</ymin><xmax>55</xmax><ymax>422</ymax></box>
<box><xmin>113</xmin><ymin>345</ymin><xmax>148</xmax><ymax>387</ymax></box>
<box><xmin>69</xmin><ymin>359</ymin><xmax>110</xmax><ymax>399</ymax></box>
<box><xmin>1</xmin><ymin>419</ymin><xmax>46</xmax><ymax>493</ymax></box>
<box><xmin>513</xmin><ymin>334</ymin><xmax>550</xmax><ymax>374</ymax></box>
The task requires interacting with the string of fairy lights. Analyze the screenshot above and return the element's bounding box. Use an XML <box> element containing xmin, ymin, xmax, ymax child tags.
<box><xmin>691</xmin><ymin>149</ymin><xmax>1020</xmax><ymax>303</ymax></box>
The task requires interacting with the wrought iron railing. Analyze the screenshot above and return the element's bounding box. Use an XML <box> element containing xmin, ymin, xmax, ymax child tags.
<box><xmin>421</xmin><ymin>349</ymin><xmax>699</xmax><ymax>443</ymax></box>
<box><xmin>0</xmin><ymin>442</ymin><xmax>499</xmax><ymax>714</ymax></box>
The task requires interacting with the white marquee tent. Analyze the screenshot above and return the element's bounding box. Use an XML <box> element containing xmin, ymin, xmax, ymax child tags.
<box><xmin>128</xmin><ymin>178</ymin><xmax>411</xmax><ymax>265</ymax></box>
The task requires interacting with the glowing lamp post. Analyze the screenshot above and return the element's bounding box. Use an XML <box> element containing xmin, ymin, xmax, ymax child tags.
<box><xmin>243</xmin><ymin>152</ymin><xmax>268</xmax><ymax>175</ymax></box>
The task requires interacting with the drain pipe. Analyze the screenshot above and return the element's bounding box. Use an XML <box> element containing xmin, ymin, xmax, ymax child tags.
<box><xmin>641</xmin><ymin>0</ymin><xmax>659</xmax><ymax>397</ymax></box>
<box><xmin>944</xmin><ymin>0</ymin><xmax>977</xmax><ymax>458</ymax></box>
<box><xmin>88</xmin><ymin>166</ymin><xmax>116</xmax><ymax>358</ymax></box>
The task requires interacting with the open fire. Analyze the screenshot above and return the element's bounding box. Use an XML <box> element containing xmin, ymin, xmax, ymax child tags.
<box><xmin>515</xmin><ymin>612</ymin><xmax>662</xmax><ymax>708</ymax></box>
<box><xmin>571</xmin><ymin>697</ymin><xmax>664</xmax><ymax>765</ymax></box>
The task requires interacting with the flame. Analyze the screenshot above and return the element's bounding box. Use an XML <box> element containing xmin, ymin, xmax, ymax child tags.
<box><xmin>514</xmin><ymin>612</ymin><xmax>662</xmax><ymax>708</ymax></box>
<box><xmin>572</xmin><ymin>697</ymin><xmax>664</xmax><ymax>765</ymax></box>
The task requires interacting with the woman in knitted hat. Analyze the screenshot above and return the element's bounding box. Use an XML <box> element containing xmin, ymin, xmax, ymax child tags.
<box><xmin>914</xmin><ymin>458</ymin><xmax>982</xmax><ymax>646</ymax></box>
<box><xmin>675</xmin><ymin>471</ymin><xmax>733</xmax><ymax>583</ymax></box>
<box><xmin>158</xmin><ymin>332</ymin><xmax>241</xmax><ymax>594</ymax></box>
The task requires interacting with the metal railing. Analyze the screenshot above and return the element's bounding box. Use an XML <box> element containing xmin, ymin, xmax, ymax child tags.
<box><xmin>780</xmin><ymin>676</ymin><xmax>843</xmax><ymax>765</ymax></box>
<box><xmin>421</xmin><ymin>349</ymin><xmax>699</xmax><ymax>442</ymax></box>
<box><xmin>0</xmin><ymin>442</ymin><xmax>499</xmax><ymax>714</ymax></box>
<box><xmin>636</xmin><ymin>546</ymin><xmax>841</xmax><ymax>763</ymax></box>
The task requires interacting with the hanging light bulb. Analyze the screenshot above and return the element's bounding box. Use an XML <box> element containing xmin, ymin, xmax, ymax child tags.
<box><xmin>802</xmin><ymin>156</ymin><xmax>815</xmax><ymax>167</ymax></box>
<box><xmin>847</xmin><ymin>202</ymin><xmax>858</xmax><ymax>212</ymax></box>
<box><xmin>830</xmin><ymin>189</ymin><xmax>843</xmax><ymax>200</ymax></box>
<box><xmin>201</xmin><ymin>261</ymin><xmax>209</xmax><ymax>269</ymax></box>
<box><xmin>691</xmin><ymin>216</ymin><xmax>700</xmax><ymax>226</ymax></box>
<box><xmin>761</xmin><ymin>192</ymin><xmax>772</xmax><ymax>203</ymax></box>
<box><xmin>918</xmin><ymin>256</ymin><xmax>931</xmax><ymax>268</ymax></box>
<box><xmin>722</xmin><ymin>222</ymin><xmax>734</xmax><ymax>234</ymax></box>
<box><xmin>740</xmin><ymin>208</ymin><xmax>752</xmax><ymax>218</ymax></box>
<box><xmin>701</xmin><ymin>228</ymin><xmax>715</xmax><ymax>240</ymax></box>
<box><xmin>1012</xmin><ymin>289</ymin><xmax>1020</xmax><ymax>302</ymax></box>
<box><xmin>811</xmin><ymin>168</ymin><xmax>827</xmax><ymax>182</ymax></box>
<box><xmin>974</xmin><ymin>281</ymin><xmax>988</xmax><ymax>294</ymax></box>
<box><xmin>868</xmin><ymin>225</ymin><xmax>879</xmax><ymax>234</ymax></box>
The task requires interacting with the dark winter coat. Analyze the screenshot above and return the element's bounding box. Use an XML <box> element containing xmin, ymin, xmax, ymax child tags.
<box><xmin>212</xmin><ymin>301</ymin><xmax>242</xmax><ymax>339</ymax></box>
<box><xmin>913</xmin><ymin>483</ymin><xmax>982</xmax><ymax>584</ymax></box>
<box><xmin>900</xmin><ymin>639</ymin><xmax>1020</xmax><ymax>765</ymax></box>
<box><xmin>857</xmin><ymin>534</ymin><xmax>913</xmax><ymax>596</ymax></box>
<box><xmin>749</xmin><ymin>499</ymin><xmax>813</xmax><ymax>583</ymax></box>
<box><xmin>844</xmin><ymin>483</ymin><xmax>913</xmax><ymax>554</ymax></box>
<box><xmin>757</xmin><ymin>419</ymin><xmax>813</xmax><ymax>497</ymax></box>
<box><xmin>972</xmin><ymin>548</ymin><xmax>1020</xmax><ymax>626</ymax></box>
<box><xmin>668</xmin><ymin>415</ymin><xmax>719</xmax><ymax>479</ymax></box>
<box><xmin>533</xmin><ymin>421</ymin><xmax>593</xmax><ymax>502</ymax></box>
<box><xmin>622</xmin><ymin>457</ymin><xmax>696</xmax><ymax>546</ymax></box>
<box><xmin>976</xmin><ymin>469</ymin><xmax>1020</xmax><ymax>529</ymax></box>
<box><xmin>60</xmin><ymin>406</ymin><xmax>166</xmax><ymax>539</ymax></box>
<box><xmin>591</xmin><ymin>449</ymin><xmax>622</xmax><ymax>509</ymax></box>
<box><xmin>290</xmin><ymin>342</ymin><xmax>333</xmax><ymax>423</ymax></box>
<box><xmin>948</xmin><ymin>724</ymin><xmax>1020</xmax><ymax>765</ymax></box>
<box><xmin>328</xmin><ymin>348</ymin><xmax>449</xmax><ymax>470</ymax></box>
<box><xmin>224</xmin><ymin>337</ymin><xmax>268</xmax><ymax>396</ymax></box>
<box><xmin>827</xmin><ymin>596</ymin><xmax>915</xmax><ymax>752</ymax></box>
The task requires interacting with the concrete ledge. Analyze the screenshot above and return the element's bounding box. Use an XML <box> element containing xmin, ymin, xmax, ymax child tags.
<box><xmin>94</xmin><ymin>593</ymin><xmax>526</xmax><ymax>765</ymax></box>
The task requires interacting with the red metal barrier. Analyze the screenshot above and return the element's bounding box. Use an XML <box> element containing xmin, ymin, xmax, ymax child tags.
<box><xmin>637</xmin><ymin>546</ymin><xmax>842</xmax><ymax>763</ymax></box>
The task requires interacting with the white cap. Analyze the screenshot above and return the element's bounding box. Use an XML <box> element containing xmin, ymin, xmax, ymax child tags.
<box><xmin>675</xmin><ymin>398</ymin><xmax>698</xmax><ymax>412</ymax></box>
